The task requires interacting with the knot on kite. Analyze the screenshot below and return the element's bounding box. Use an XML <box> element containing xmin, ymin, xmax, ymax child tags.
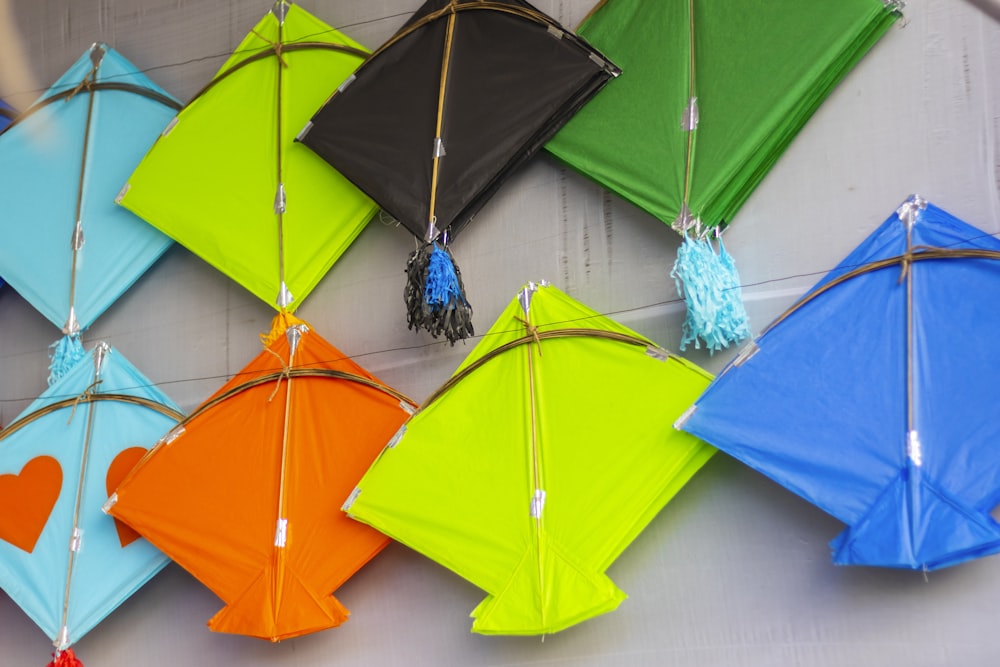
<box><xmin>262</xmin><ymin>345</ymin><xmax>292</xmax><ymax>402</ymax></box>
<box><xmin>260</xmin><ymin>312</ymin><xmax>308</xmax><ymax>401</ymax></box>
<box><xmin>48</xmin><ymin>334</ymin><xmax>86</xmax><ymax>386</ymax></box>
<box><xmin>405</xmin><ymin>242</ymin><xmax>474</xmax><ymax>344</ymax></box>
<box><xmin>670</xmin><ymin>234</ymin><xmax>750</xmax><ymax>353</ymax></box>
<box><xmin>47</xmin><ymin>647</ymin><xmax>84</xmax><ymax>667</ymax></box>
<box><xmin>515</xmin><ymin>316</ymin><xmax>543</xmax><ymax>355</ymax></box>
<box><xmin>250</xmin><ymin>28</ymin><xmax>288</xmax><ymax>67</ymax></box>
<box><xmin>67</xmin><ymin>379</ymin><xmax>103</xmax><ymax>424</ymax></box>
<box><xmin>65</xmin><ymin>74</ymin><xmax>95</xmax><ymax>102</ymax></box>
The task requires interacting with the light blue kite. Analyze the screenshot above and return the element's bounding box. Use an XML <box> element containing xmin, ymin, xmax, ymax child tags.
<box><xmin>0</xmin><ymin>343</ymin><xmax>183</xmax><ymax>664</ymax></box>
<box><xmin>0</xmin><ymin>44</ymin><xmax>180</xmax><ymax>382</ymax></box>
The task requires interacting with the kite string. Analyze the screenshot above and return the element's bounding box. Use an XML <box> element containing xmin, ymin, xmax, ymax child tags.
<box><xmin>515</xmin><ymin>316</ymin><xmax>542</xmax><ymax>355</ymax></box>
<box><xmin>9</xmin><ymin>241</ymin><xmax>1000</xmax><ymax>410</ymax></box>
<box><xmin>63</xmin><ymin>69</ymin><xmax>94</xmax><ymax>102</ymax></box>
<box><xmin>262</xmin><ymin>344</ymin><xmax>291</xmax><ymax>402</ymax></box>
<box><xmin>898</xmin><ymin>237</ymin><xmax>912</xmax><ymax>284</ymax></box>
<box><xmin>0</xmin><ymin>12</ymin><xmax>416</xmax><ymax>102</ymax></box>
<box><xmin>66</xmin><ymin>379</ymin><xmax>102</xmax><ymax>424</ymax></box>
<box><xmin>250</xmin><ymin>28</ymin><xmax>288</xmax><ymax>67</ymax></box>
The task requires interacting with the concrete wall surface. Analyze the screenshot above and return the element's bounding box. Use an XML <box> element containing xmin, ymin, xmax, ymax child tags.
<box><xmin>1</xmin><ymin>1</ymin><xmax>999</xmax><ymax>665</ymax></box>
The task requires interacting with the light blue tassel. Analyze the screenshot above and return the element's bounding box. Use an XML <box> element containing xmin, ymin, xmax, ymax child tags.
<box><xmin>48</xmin><ymin>334</ymin><xmax>86</xmax><ymax>385</ymax></box>
<box><xmin>671</xmin><ymin>234</ymin><xmax>750</xmax><ymax>353</ymax></box>
<box><xmin>424</xmin><ymin>242</ymin><xmax>466</xmax><ymax>309</ymax></box>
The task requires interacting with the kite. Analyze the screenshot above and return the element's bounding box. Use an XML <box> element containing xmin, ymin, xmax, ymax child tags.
<box><xmin>546</xmin><ymin>0</ymin><xmax>901</xmax><ymax>351</ymax></box>
<box><xmin>107</xmin><ymin>312</ymin><xmax>418</xmax><ymax>641</ymax></box>
<box><xmin>118</xmin><ymin>0</ymin><xmax>378</xmax><ymax>313</ymax></box>
<box><xmin>0</xmin><ymin>343</ymin><xmax>184</xmax><ymax>666</ymax></box>
<box><xmin>0</xmin><ymin>44</ymin><xmax>181</xmax><ymax>382</ymax></box>
<box><xmin>344</xmin><ymin>282</ymin><xmax>715</xmax><ymax>635</ymax></box>
<box><xmin>114</xmin><ymin>4</ymin><xmax>420</xmax><ymax>641</ymax></box>
<box><xmin>299</xmin><ymin>0</ymin><xmax>620</xmax><ymax>343</ymax></box>
<box><xmin>0</xmin><ymin>97</ymin><xmax>13</xmax><ymax>130</ymax></box>
<box><xmin>677</xmin><ymin>195</ymin><xmax>1000</xmax><ymax>571</ymax></box>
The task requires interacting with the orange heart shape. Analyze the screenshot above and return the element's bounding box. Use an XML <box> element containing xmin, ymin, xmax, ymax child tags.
<box><xmin>106</xmin><ymin>447</ymin><xmax>148</xmax><ymax>547</ymax></box>
<box><xmin>0</xmin><ymin>456</ymin><xmax>62</xmax><ymax>553</ymax></box>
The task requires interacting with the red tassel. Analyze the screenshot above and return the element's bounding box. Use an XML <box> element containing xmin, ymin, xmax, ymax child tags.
<box><xmin>46</xmin><ymin>647</ymin><xmax>83</xmax><ymax>667</ymax></box>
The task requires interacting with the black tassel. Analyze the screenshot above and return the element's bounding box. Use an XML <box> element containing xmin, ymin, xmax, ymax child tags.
<box><xmin>404</xmin><ymin>242</ymin><xmax>474</xmax><ymax>344</ymax></box>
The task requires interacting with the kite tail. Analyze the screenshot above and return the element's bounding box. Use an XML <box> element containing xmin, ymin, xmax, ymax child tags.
<box><xmin>47</xmin><ymin>334</ymin><xmax>86</xmax><ymax>385</ymax></box>
<box><xmin>470</xmin><ymin>538</ymin><xmax>626</xmax><ymax>636</ymax></box>
<box><xmin>670</xmin><ymin>234</ymin><xmax>750</xmax><ymax>353</ymax></box>
<box><xmin>404</xmin><ymin>242</ymin><xmax>474</xmax><ymax>344</ymax></box>
<box><xmin>208</xmin><ymin>568</ymin><xmax>350</xmax><ymax>641</ymax></box>
<box><xmin>47</xmin><ymin>648</ymin><xmax>84</xmax><ymax>667</ymax></box>
<box><xmin>260</xmin><ymin>311</ymin><xmax>308</xmax><ymax>348</ymax></box>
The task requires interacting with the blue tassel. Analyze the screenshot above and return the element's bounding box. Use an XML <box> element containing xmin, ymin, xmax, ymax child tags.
<box><xmin>670</xmin><ymin>234</ymin><xmax>750</xmax><ymax>353</ymax></box>
<box><xmin>424</xmin><ymin>243</ymin><xmax>466</xmax><ymax>309</ymax></box>
<box><xmin>404</xmin><ymin>242</ymin><xmax>474</xmax><ymax>344</ymax></box>
<box><xmin>48</xmin><ymin>334</ymin><xmax>86</xmax><ymax>385</ymax></box>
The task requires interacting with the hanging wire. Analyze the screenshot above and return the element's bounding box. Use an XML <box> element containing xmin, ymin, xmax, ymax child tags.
<box><xmin>5</xmin><ymin>227</ymin><xmax>1000</xmax><ymax>409</ymax></box>
<box><xmin>0</xmin><ymin>222</ymin><xmax>1000</xmax><ymax>412</ymax></box>
<box><xmin>0</xmin><ymin>11</ymin><xmax>415</xmax><ymax>100</ymax></box>
<box><xmin>0</xmin><ymin>2</ymin><xmax>992</xmax><ymax>408</ymax></box>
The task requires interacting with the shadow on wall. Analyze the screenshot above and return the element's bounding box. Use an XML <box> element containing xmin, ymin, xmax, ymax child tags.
<box><xmin>0</xmin><ymin>0</ymin><xmax>38</xmax><ymax>108</ymax></box>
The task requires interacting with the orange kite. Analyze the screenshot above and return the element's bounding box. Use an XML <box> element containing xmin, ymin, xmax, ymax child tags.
<box><xmin>107</xmin><ymin>313</ymin><xmax>416</xmax><ymax>640</ymax></box>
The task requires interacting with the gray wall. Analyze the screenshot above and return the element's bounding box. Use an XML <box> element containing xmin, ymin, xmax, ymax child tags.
<box><xmin>1</xmin><ymin>1</ymin><xmax>999</xmax><ymax>664</ymax></box>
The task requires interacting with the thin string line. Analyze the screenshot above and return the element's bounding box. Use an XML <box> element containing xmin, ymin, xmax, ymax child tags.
<box><xmin>4</xmin><ymin>232</ymin><xmax>1000</xmax><ymax>407</ymax></box>
<box><xmin>0</xmin><ymin>11</ymin><xmax>415</xmax><ymax>100</ymax></box>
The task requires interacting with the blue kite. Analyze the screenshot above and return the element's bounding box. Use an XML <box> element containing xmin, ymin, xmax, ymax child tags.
<box><xmin>0</xmin><ymin>97</ymin><xmax>13</xmax><ymax>131</ymax></box>
<box><xmin>678</xmin><ymin>195</ymin><xmax>1000</xmax><ymax>571</ymax></box>
<box><xmin>0</xmin><ymin>44</ymin><xmax>180</xmax><ymax>383</ymax></box>
<box><xmin>0</xmin><ymin>343</ymin><xmax>183</xmax><ymax>666</ymax></box>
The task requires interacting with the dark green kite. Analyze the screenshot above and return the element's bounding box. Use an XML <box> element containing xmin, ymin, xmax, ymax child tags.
<box><xmin>547</xmin><ymin>0</ymin><xmax>901</xmax><ymax>351</ymax></box>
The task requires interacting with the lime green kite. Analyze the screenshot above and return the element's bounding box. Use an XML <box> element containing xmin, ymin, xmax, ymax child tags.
<box><xmin>344</xmin><ymin>282</ymin><xmax>715</xmax><ymax>635</ymax></box>
<box><xmin>118</xmin><ymin>1</ymin><xmax>377</xmax><ymax>311</ymax></box>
